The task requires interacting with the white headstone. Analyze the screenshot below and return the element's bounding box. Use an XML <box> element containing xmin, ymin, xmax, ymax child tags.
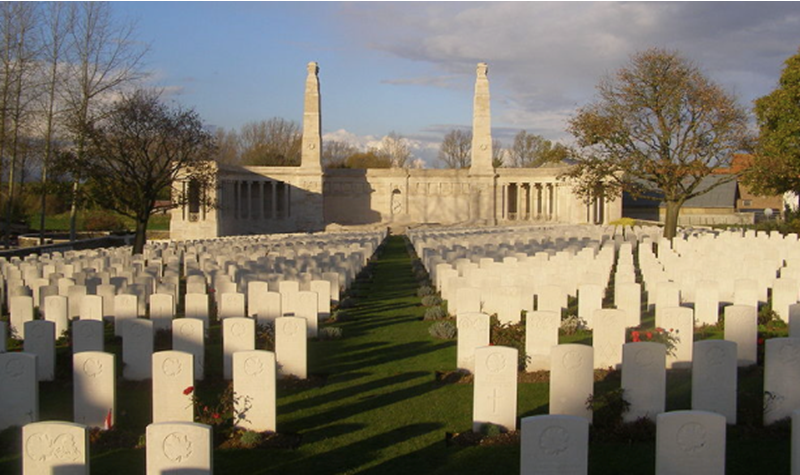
<box><xmin>67</xmin><ymin>285</ymin><xmax>88</xmax><ymax>319</ymax></box>
<box><xmin>22</xmin><ymin>421</ymin><xmax>88</xmax><ymax>475</ymax></box>
<box><xmin>275</xmin><ymin>316</ymin><xmax>307</xmax><ymax>379</ymax></box>
<box><xmin>222</xmin><ymin>317</ymin><xmax>255</xmax><ymax>380</ymax></box>
<box><xmin>692</xmin><ymin>340</ymin><xmax>737</xmax><ymax>424</ymax></box>
<box><xmin>310</xmin><ymin>280</ymin><xmax>332</xmax><ymax>321</ymax></box>
<box><xmin>764</xmin><ymin>337</ymin><xmax>800</xmax><ymax>425</ymax></box>
<box><xmin>146</xmin><ymin>421</ymin><xmax>212</xmax><ymax>475</ymax></box>
<box><xmin>152</xmin><ymin>351</ymin><xmax>194</xmax><ymax>423</ymax></box>
<box><xmin>114</xmin><ymin>294</ymin><xmax>139</xmax><ymax>337</ymax></box>
<box><xmin>73</xmin><ymin>351</ymin><xmax>115</xmax><ymax>428</ymax></box>
<box><xmin>724</xmin><ymin>305</ymin><xmax>757</xmax><ymax>366</ymax></box>
<box><xmin>79</xmin><ymin>294</ymin><xmax>103</xmax><ymax>322</ymax></box>
<box><xmin>0</xmin><ymin>352</ymin><xmax>38</xmax><ymax>430</ymax></box>
<box><xmin>654</xmin><ymin>282</ymin><xmax>680</xmax><ymax>328</ymax></box>
<box><xmin>525</xmin><ymin>310</ymin><xmax>560</xmax><ymax>372</ymax></box>
<box><xmin>733</xmin><ymin>278</ymin><xmax>759</xmax><ymax>309</ymax></box>
<box><xmin>660</xmin><ymin>307</ymin><xmax>693</xmax><ymax>369</ymax></box>
<box><xmin>219</xmin><ymin>292</ymin><xmax>246</xmax><ymax>319</ymax></box>
<box><xmin>24</xmin><ymin>320</ymin><xmax>55</xmax><ymax>381</ymax></box>
<box><xmin>694</xmin><ymin>280</ymin><xmax>720</xmax><ymax>327</ymax></box>
<box><xmin>123</xmin><ymin>319</ymin><xmax>154</xmax><ymax>381</ymax></box>
<box><xmin>655</xmin><ymin>410</ymin><xmax>726</xmax><ymax>475</ymax></box>
<box><xmin>233</xmin><ymin>350</ymin><xmax>276</xmax><ymax>432</ymax></box>
<box><xmin>549</xmin><ymin>344</ymin><xmax>593</xmax><ymax>422</ymax></box>
<box><xmin>472</xmin><ymin>345</ymin><xmax>518</xmax><ymax>432</ymax></box>
<box><xmin>577</xmin><ymin>284</ymin><xmax>603</xmax><ymax>329</ymax></box>
<box><xmin>173</xmin><ymin>318</ymin><xmax>205</xmax><ymax>381</ymax></box>
<box><xmin>10</xmin><ymin>295</ymin><xmax>34</xmax><ymax>339</ymax></box>
<box><xmin>279</xmin><ymin>280</ymin><xmax>300</xmax><ymax>316</ymax></box>
<box><xmin>456</xmin><ymin>312</ymin><xmax>490</xmax><ymax>373</ymax></box>
<box><xmin>72</xmin><ymin>320</ymin><xmax>104</xmax><ymax>354</ymax></box>
<box><xmin>296</xmin><ymin>290</ymin><xmax>319</xmax><ymax>337</ymax></box>
<box><xmin>520</xmin><ymin>415</ymin><xmax>588</xmax><ymax>475</ymax></box>
<box><xmin>149</xmin><ymin>293</ymin><xmax>175</xmax><ymax>332</ymax></box>
<box><xmin>184</xmin><ymin>293</ymin><xmax>210</xmax><ymax>328</ymax></box>
<box><xmin>622</xmin><ymin>342</ymin><xmax>666</xmax><ymax>422</ymax></box>
<box><xmin>537</xmin><ymin>284</ymin><xmax>566</xmax><ymax>315</ymax></box>
<box><xmin>592</xmin><ymin>308</ymin><xmax>626</xmax><ymax>369</ymax></box>
<box><xmin>614</xmin><ymin>282</ymin><xmax>642</xmax><ymax>328</ymax></box>
<box><xmin>455</xmin><ymin>286</ymin><xmax>482</xmax><ymax>315</ymax></box>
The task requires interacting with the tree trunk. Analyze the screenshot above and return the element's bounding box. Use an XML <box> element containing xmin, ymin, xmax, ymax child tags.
<box><xmin>663</xmin><ymin>200</ymin><xmax>683</xmax><ymax>240</ymax></box>
<box><xmin>69</xmin><ymin>180</ymin><xmax>79</xmax><ymax>241</ymax></box>
<box><xmin>132</xmin><ymin>216</ymin><xmax>149</xmax><ymax>255</ymax></box>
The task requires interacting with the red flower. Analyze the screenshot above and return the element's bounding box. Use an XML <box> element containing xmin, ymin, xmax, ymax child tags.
<box><xmin>212</xmin><ymin>413</ymin><xmax>220</xmax><ymax>419</ymax></box>
<box><xmin>183</xmin><ymin>386</ymin><xmax>194</xmax><ymax>396</ymax></box>
<box><xmin>646</xmin><ymin>331</ymin><xmax>653</xmax><ymax>340</ymax></box>
<box><xmin>758</xmin><ymin>338</ymin><xmax>765</xmax><ymax>345</ymax></box>
<box><xmin>631</xmin><ymin>331</ymin><xmax>640</xmax><ymax>342</ymax></box>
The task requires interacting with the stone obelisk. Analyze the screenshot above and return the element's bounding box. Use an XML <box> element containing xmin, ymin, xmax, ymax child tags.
<box><xmin>301</xmin><ymin>62</ymin><xmax>322</xmax><ymax>171</ymax></box>
<box><xmin>296</xmin><ymin>62</ymin><xmax>324</xmax><ymax>231</ymax></box>
<box><xmin>469</xmin><ymin>62</ymin><xmax>497</xmax><ymax>224</ymax></box>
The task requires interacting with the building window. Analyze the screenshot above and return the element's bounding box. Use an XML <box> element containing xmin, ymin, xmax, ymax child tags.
<box><xmin>742</xmin><ymin>199</ymin><xmax>752</xmax><ymax>207</ymax></box>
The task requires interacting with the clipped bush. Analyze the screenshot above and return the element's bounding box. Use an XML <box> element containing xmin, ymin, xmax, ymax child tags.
<box><xmin>319</xmin><ymin>327</ymin><xmax>343</xmax><ymax>340</ymax></box>
<box><xmin>424</xmin><ymin>306</ymin><xmax>447</xmax><ymax>321</ymax></box>
<box><xmin>239</xmin><ymin>430</ymin><xmax>262</xmax><ymax>448</ymax></box>
<box><xmin>560</xmin><ymin>314</ymin><xmax>587</xmax><ymax>336</ymax></box>
<box><xmin>338</xmin><ymin>297</ymin><xmax>356</xmax><ymax>309</ymax></box>
<box><xmin>417</xmin><ymin>286</ymin><xmax>436</xmax><ymax>298</ymax></box>
<box><xmin>429</xmin><ymin>320</ymin><xmax>457</xmax><ymax>339</ymax></box>
<box><xmin>478</xmin><ymin>423</ymin><xmax>502</xmax><ymax>437</ymax></box>
<box><xmin>329</xmin><ymin>309</ymin><xmax>349</xmax><ymax>323</ymax></box>
<box><xmin>421</xmin><ymin>295</ymin><xmax>442</xmax><ymax>307</ymax></box>
<box><xmin>84</xmin><ymin>211</ymin><xmax>128</xmax><ymax>232</ymax></box>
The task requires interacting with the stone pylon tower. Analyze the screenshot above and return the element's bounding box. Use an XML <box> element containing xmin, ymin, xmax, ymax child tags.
<box><xmin>295</xmin><ymin>62</ymin><xmax>324</xmax><ymax>231</ymax></box>
<box><xmin>469</xmin><ymin>62</ymin><xmax>497</xmax><ymax>224</ymax></box>
<box><xmin>301</xmin><ymin>62</ymin><xmax>322</xmax><ymax>171</ymax></box>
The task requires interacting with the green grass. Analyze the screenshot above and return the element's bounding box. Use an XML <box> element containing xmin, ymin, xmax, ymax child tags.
<box><xmin>26</xmin><ymin>211</ymin><xmax>171</xmax><ymax>232</ymax></box>
<box><xmin>0</xmin><ymin>235</ymin><xmax>792</xmax><ymax>474</ymax></box>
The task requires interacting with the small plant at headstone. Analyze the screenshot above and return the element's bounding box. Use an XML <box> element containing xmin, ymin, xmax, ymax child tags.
<box><xmin>329</xmin><ymin>309</ymin><xmax>350</xmax><ymax>322</ymax></box>
<box><xmin>238</xmin><ymin>430</ymin><xmax>262</xmax><ymax>448</ymax></box>
<box><xmin>318</xmin><ymin>326</ymin><xmax>343</xmax><ymax>340</ymax></box>
<box><xmin>338</xmin><ymin>297</ymin><xmax>356</xmax><ymax>309</ymax></box>
<box><xmin>758</xmin><ymin>305</ymin><xmax>779</xmax><ymax>326</ymax></box>
<box><xmin>424</xmin><ymin>306</ymin><xmax>447</xmax><ymax>320</ymax></box>
<box><xmin>421</xmin><ymin>295</ymin><xmax>442</xmax><ymax>307</ymax></box>
<box><xmin>478</xmin><ymin>423</ymin><xmax>503</xmax><ymax>437</ymax></box>
<box><xmin>189</xmin><ymin>383</ymin><xmax>239</xmax><ymax>440</ymax></box>
<box><xmin>559</xmin><ymin>314</ymin><xmax>587</xmax><ymax>336</ymax></box>
<box><xmin>626</xmin><ymin>326</ymin><xmax>679</xmax><ymax>356</ymax></box>
<box><xmin>428</xmin><ymin>320</ymin><xmax>457</xmax><ymax>339</ymax></box>
<box><xmin>489</xmin><ymin>315</ymin><xmax>530</xmax><ymax>370</ymax></box>
<box><xmin>587</xmin><ymin>388</ymin><xmax>630</xmax><ymax>431</ymax></box>
<box><xmin>417</xmin><ymin>286</ymin><xmax>435</xmax><ymax>298</ymax></box>
<box><xmin>257</xmin><ymin>322</ymin><xmax>275</xmax><ymax>351</ymax></box>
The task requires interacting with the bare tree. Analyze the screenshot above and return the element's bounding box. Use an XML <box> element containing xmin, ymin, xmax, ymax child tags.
<box><xmin>561</xmin><ymin>48</ymin><xmax>751</xmax><ymax>239</ymax></box>
<box><xmin>61</xmin><ymin>1</ymin><xmax>148</xmax><ymax>241</ymax></box>
<box><xmin>381</xmin><ymin>131</ymin><xmax>412</xmax><ymax>168</ymax></box>
<box><xmin>213</xmin><ymin>126</ymin><xmax>240</xmax><ymax>165</ymax></box>
<box><xmin>0</xmin><ymin>2</ymin><xmax>41</xmax><ymax>247</ymax></box>
<box><xmin>492</xmin><ymin>139</ymin><xmax>505</xmax><ymax>168</ymax></box>
<box><xmin>438</xmin><ymin>129</ymin><xmax>471</xmax><ymax>168</ymax></box>
<box><xmin>322</xmin><ymin>140</ymin><xmax>358</xmax><ymax>168</ymax></box>
<box><xmin>238</xmin><ymin>118</ymin><xmax>301</xmax><ymax>166</ymax></box>
<box><xmin>36</xmin><ymin>2</ymin><xmax>71</xmax><ymax>245</ymax></box>
<box><xmin>82</xmin><ymin>89</ymin><xmax>216</xmax><ymax>254</ymax></box>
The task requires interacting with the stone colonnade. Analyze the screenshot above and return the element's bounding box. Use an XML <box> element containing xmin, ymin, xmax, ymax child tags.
<box><xmin>499</xmin><ymin>181</ymin><xmax>559</xmax><ymax>221</ymax></box>
<box><xmin>221</xmin><ymin>179</ymin><xmax>291</xmax><ymax>222</ymax></box>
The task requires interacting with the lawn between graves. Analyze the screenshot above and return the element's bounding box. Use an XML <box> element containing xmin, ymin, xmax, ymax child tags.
<box><xmin>0</xmin><ymin>234</ymin><xmax>792</xmax><ymax>474</ymax></box>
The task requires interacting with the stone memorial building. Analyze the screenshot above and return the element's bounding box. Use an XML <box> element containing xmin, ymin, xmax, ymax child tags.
<box><xmin>171</xmin><ymin>62</ymin><xmax>621</xmax><ymax>240</ymax></box>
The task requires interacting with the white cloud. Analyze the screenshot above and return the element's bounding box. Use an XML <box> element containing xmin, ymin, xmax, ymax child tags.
<box><xmin>335</xmin><ymin>2</ymin><xmax>800</xmax><ymax>140</ymax></box>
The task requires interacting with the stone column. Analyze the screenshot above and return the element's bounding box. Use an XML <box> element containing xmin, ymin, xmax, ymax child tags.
<box><xmin>233</xmin><ymin>181</ymin><xmax>239</xmax><ymax>220</ymax></box>
<box><xmin>271</xmin><ymin>182</ymin><xmax>277</xmax><ymax>219</ymax></box>
<box><xmin>259</xmin><ymin>181</ymin><xmax>265</xmax><ymax>219</ymax></box>
<box><xmin>301</xmin><ymin>62</ymin><xmax>322</xmax><ymax>172</ymax></box>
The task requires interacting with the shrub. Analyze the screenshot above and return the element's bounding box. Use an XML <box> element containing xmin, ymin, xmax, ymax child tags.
<box><xmin>329</xmin><ymin>309</ymin><xmax>349</xmax><ymax>322</ymax></box>
<box><xmin>257</xmin><ymin>322</ymin><xmax>275</xmax><ymax>351</ymax></box>
<box><xmin>338</xmin><ymin>297</ymin><xmax>356</xmax><ymax>309</ymax></box>
<box><xmin>239</xmin><ymin>430</ymin><xmax>262</xmax><ymax>448</ymax></box>
<box><xmin>560</xmin><ymin>314</ymin><xmax>587</xmax><ymax>336</ymax></box>
<box><xmin>417</xmin><ymin>286</ymin><xmax>436</xmax><ymax>298</ymax></box>
<box><xmin>429</xmin><ymin>320</ymin><xmax>457</xmax><ymax>339</ymax></box>
<box><xmin>319</xmin><ymin>327</ymin><xmax>343</xmax><ymax>340</ymax></box>
<box><xmin>84</xmin><ymin>211</ymin><xmax>128</xmax><ymax>232</ymax></box>
<box><xmin>490</xmin><ymin>315</ymin><xmax>529</xmax><ymax>370</ymax></box>
<box><xmin>626</xmin><ymin>326</ymin><xmax>679</xmax><ymax>356</ymax></box>
<box><xmin>424</xmin><ymin>306</ymin><xmax>447</xmax><ymax>321</ymax></box>
<box><xmin>421</xmin><ymin>295</ymin><xmax>442</xmax><ymax>307</ymax></box>
<box><xmin>478</xmin><ymin>423</ymin><xmax>502</xmax><ymax>437</ymax></box>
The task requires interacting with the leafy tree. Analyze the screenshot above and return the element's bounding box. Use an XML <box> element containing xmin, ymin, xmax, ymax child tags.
<box><xmin>561</xmin><ymin>48</ymin><xmax>750</xmax><ymax>239</ymax></box>
<box><xmin>213</xmin><ymin>127</ymin><xmax>240</xmax><ymax>165</ymax></box>
<box><xmin>322</xmin><ymin>140</ymin><xmax>358</xmax><ymax>169</ymax></box>
<box><xmin>345</xmin><ymin>149</ymin><xmax>392</xmax><ymax>168</ymax></box>
<box><xmin>81</xmin><ymin>89</ymin><xmax>216</xmax><ymax>254</ymax></box>
<box><xmin>238</xmin><ymin>118</ymin><xmax>301</xmax><ymax>166</ymax></box>
<box><xmin>438</xmin><ymin>129</ymin><xmax>471</xmax><ymax>168</ymax></box>
<box><xmin>507</xmin><ymin>130</ymin><xmax>567</xmax><ymax>167</ymax></box>
<box><xmin>743</xmin><ymin>47</ymin><xmax>800</xmax><ymax>200</ymax></box>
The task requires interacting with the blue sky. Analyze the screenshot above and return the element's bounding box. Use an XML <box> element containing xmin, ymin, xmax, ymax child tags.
<box><xmin>114</xmin><ymin>2</ymin><xmax>800</xmax><ymax>167</ymax></box>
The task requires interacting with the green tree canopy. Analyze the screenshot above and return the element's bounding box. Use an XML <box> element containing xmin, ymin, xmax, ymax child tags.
<box><xmin>743</xmin><ymin>47</ymin><xmax>800</xmax><ymax>199</ymax></box>
<box><xmin>561</xmin><ymin>48</ymin><xmax>751</xmax><ymax>238</ymax></box>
